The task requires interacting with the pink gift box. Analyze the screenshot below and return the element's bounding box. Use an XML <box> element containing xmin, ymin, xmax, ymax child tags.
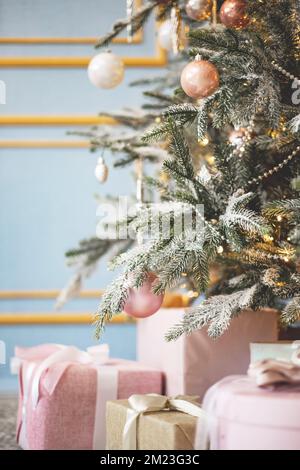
<box><xmin>14</xmin><ymin>344</ymin><xmax>163</xmax><ymax>450</ymax></box>
<box><xmin>196</xmin><ymin>376</ymin><xmax>300</xmax><ymax>450</ymax></box>
<box><xmin>137</xmin><ymin>308</ymin><xmax>278</xmax><ymax>400</ymax></box>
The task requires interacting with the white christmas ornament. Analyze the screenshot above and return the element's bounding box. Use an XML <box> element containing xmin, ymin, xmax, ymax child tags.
<box><xmin>95</xmin><ymin>157</ymin><xmax>109</xmax><ymax>183</ymax></box>
<box><xmin>157</xmin><ymin>19</ymin><xmax>186</xmax><ymax>52</ymax></box>
<box><xmin>87</xmin><ymin>52</ymin><xmax>124</xmax><ymax>89</ymax></box>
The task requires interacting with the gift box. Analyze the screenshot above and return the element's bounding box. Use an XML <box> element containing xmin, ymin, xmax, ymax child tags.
<box><xmin>137</xmin><ymin>308</ymin><xmax>278</xmax><ymax>400</ymax></box>
<box><xmin>106</xmin><ymin>394</ymin><xmax>203</xmax><ymax>450</ymax></box>
<box><xmin>13</xmin><ymin>344</ymin><xmax>163</xmax><ymax>450</ymax></box>
<box><xmin>195</xmin><ymin>376</ymin><xmax>300</xmax><ymax>450</ymax></box>
<box><xmin>250</xmin><ymin>341</ymin><xmax>299</xmax><ymax>363</ymax></box>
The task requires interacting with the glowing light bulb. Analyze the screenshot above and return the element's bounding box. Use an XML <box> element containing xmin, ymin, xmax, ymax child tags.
<box><xmin>263</xmin><ymin>234</ymin><xmax>274</xmax><ymax>243</ymax></box>
<box><xmin>198</xmin><ymin>136</ymin><xmax>209</xmax><ymax>147</ymax></box>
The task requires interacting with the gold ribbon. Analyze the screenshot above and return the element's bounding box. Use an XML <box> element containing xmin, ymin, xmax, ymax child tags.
<box><xmin>122</xmin><ymin>394</ymin><xmax>204</xmax><ymax>450</ymax></box>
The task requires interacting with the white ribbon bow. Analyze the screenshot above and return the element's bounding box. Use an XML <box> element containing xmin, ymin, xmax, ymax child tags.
<box><xmin>123</xmin><ymin>393</ymin><xmax>204</xmax><ymax>450</ymax></box>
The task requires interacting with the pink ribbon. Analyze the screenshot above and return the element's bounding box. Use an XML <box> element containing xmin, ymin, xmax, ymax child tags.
<box><xmin>248</xmin><ymin>341</ymin><xmax>300</xmax><ymax>388</ymax></box>
<box><xmin>12</xmin><ymin>343</ymin><xmax>118</xmax><ymax>450</ymax></box>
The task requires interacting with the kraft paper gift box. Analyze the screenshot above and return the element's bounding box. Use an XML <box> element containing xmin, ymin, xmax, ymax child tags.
<box><xmin>12</xmin><ymin>344</ymin><xmax>163</xmax><ymax>450</ymax></box>
<box><xmin>137</xmin><ymin>308</ymin><xmax>278</xmax><ymax>400</ymax></box>
<box><xmin>195</xmin><ymin>375</ymin><xmax>300</xmax><ymax>450</ymax></box>
<box><xmin>106</xmin><ymin>394</ymin><xmax>203</xmax><ymax>450</ymax></box>
<box><xmin>250</xmin><ymin>341</ymin><xmax>300</xmax><ymax>363</ymax></box>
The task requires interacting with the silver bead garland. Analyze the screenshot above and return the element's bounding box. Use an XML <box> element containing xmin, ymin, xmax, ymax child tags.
<box><xmin>271</xmin><ymin>61</ymin><xmax>300</xmax><ymax>85</ymax></box>
<box><xmin>247</xmin><ymin>145</ymin><xmax>300</xmax><ymax>186</ymax></box>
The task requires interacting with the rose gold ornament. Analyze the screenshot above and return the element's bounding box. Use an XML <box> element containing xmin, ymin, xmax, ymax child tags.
<box><xmin>185</xmin><ymin>0</ymin><xmax>212</xmax><ymax>21</ymax></box>
<box><xmin>123</xmin><ymin>272</ymin><xmax>164</xmax><ymax>318</ymax></box>
<box><xmin>220</xmin><ymin>0</ymin><xmax>250</xmax><ymax>29</ymax></box>
<box><xmin>180</xmin><ymin>59</ymin><xmax>219</xmax><ymax>99</ymax></box>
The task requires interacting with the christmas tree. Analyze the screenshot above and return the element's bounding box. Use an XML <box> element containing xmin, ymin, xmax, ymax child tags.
<box><xmin>64</xmin><ymin>1</ymin><xmax>300</xmax><ymax>339</ymax></box>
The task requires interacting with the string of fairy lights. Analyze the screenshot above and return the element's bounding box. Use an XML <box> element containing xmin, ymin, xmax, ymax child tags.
<box><xmin>126</xmin><ymin>0</ymin><xmax>134</xmax><ymax>43</ymax></box>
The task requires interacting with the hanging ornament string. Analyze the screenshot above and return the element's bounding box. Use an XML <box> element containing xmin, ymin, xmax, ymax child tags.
<box><xmin>170</xmin><ymin>4</ymin><xmax>181</xmax><ymax>54</ymax></box>
<box><xmin>247</xmin><ymin>144</ymin><xmax>300</xmax><ymax>187</ymax></box>
<box><xmin>135</xmin><ymin>156</ymin><xmax>144</xmax><ymax>246</ymax></box>
<box><xmin>135</xmin><ymin>157</ymin><xmax>144</xmax><ymax>206</ymax></box>
<box><xmin>126</xmin><ymin>0</ymin><xmax>134</xmax><ymax>43</ymax></box>
<box><xmin>271</xmin><ymin>61</ymin><xmax>300</xmax><ymax>85</ymax></box>
<box><xmin>211</xmin><ymin>0</ymin><xmax>218</xmax><ymax>30</ymax></box>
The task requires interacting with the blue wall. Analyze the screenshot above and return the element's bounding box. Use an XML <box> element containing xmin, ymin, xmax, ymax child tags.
<box><xmin>0</xmin><ymin>0</ymin><xmax>165</xmax><ymax>391</ymax></box>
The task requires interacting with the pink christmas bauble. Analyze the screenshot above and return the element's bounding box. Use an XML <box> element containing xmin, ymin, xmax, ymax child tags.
<box><xmin>180</xmin><ymin>59</ymin><xmax>219</xmax><ymax>99</ymax></box>
<box><xmin>220</xmin><ymin>0</ymin><xmax>250</xmax><ymax>29</ymax></box>
<box><xmin>123</xmin><ymin>272</ymin><xmax>164</xmax><ymax>318</ymax></box>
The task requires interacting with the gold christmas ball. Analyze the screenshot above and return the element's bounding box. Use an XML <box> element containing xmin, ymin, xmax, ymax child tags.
<box><xmin>185</xmin><ymin>0</ymin><xmax>212</xmax><ymax>21</ymax></box>
<box><xmin>220</xmin><ymin>0</ymin><xmax>250</xmax><ymax>29</ymax></box>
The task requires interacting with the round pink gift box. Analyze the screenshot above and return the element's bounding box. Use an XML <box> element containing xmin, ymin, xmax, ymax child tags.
<box><xmin>197</xmin><ymin>376</ymin><xmax>300</xmax><ymax>450</ymax></box>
